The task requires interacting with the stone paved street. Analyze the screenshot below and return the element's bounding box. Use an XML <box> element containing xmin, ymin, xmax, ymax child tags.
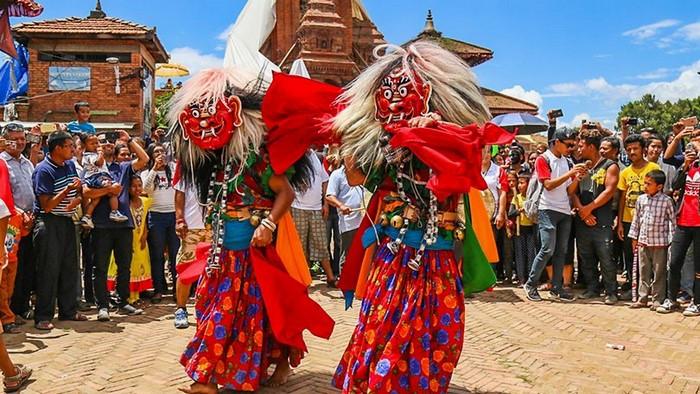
<box><xmin>7</xmin><ymin>283</ymin><xmax>700</xmax><ymax>394</ymax></box>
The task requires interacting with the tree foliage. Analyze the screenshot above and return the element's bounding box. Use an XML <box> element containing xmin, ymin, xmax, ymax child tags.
<box><xmin>155</xmin><ymin>90</ymin><xmax>175</xmax><ymax>129</ymax></box>
<box><xmin>617</xmin><ymin>94</ymin><xmax>700</xmax><ymax>136</ymax></box>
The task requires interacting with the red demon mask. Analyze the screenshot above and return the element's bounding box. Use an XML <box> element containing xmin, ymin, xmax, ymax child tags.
<box><xmin>375</xmin><ymin>66</ymin><xmax>432</xmax><ymax>124</ymax></box>
<box><xmin>178</xmin><ymin>96</ymin><xmax>243</xmax><ymax>149</ymax></box>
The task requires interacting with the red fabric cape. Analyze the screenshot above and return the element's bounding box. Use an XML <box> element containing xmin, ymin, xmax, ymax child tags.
<box><xmin>0</xmin><ymin>160</ymin><xmax>16</xmax><ymax>216</ymax></box>
<box><xmin>386</xmin><ymin>121</ymin><xmax>514</xmax><ymax>201</ymax></box>
<box><xmin>262</xmin><ymin>72</ymin><xmax>342</xmax><ymax>175</ymax></box>
<box><xmin>178</xmin><ymin>244</ymin><xmax>334</xmax><ymax>352</ymax></box>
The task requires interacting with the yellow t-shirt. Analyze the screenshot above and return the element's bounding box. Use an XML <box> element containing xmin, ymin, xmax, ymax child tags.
<box><xmin>512</xmin><ymin>193</ymin><xmax>534</xmax><ymax>227</ymax></box>
<box><xmin>617</xmin><ymin>161</ymin><xmax>660</xmax><ymax>223</ymax></box>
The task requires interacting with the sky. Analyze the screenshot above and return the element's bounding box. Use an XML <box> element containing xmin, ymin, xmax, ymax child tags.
<box><xmin>13</xmin><ymin>0</ymin><xmax>700</xmax><ymax>129</ymax></box>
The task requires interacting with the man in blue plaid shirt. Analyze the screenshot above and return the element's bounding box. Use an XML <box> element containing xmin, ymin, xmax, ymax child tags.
<box><xmin>628</xmin><ymin>170</ymin><xmax>675</xmax><ymax>310</ymax></box>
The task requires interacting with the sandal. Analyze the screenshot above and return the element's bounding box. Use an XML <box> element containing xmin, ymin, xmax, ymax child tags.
<box><xmin>4</xmin><ymin>364</ymin><xmax>32</xmax><ymax>393</ymax></box>
<box><xmin>58</xmin><ymin>312</ymin><xmax>88</xmax><ymax>322</ymax></box>
<box><xmin>1</xmin><ymin>323</ymin><xmax>20</xmax><ymax>334</ymax></box>
<box><xmin>34</xmin><ymin>321</ymin><xmax>54</xmax><ymax>331</ymax></box>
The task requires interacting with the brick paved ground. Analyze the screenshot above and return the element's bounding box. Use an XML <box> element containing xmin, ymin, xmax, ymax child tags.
<box><xmin>7</xmin><ymin>283</ymin><xmax>700</xmax><ymax>393</ymax></box>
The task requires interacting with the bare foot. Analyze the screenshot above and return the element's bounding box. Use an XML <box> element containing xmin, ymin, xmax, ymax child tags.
<box><xmin>178</xmin><ymin>382</ymin><xmax>218</xmax><ymax>394</ymax></box>
<box><xmin>264</xmin><ymin>360</ymin><xmax>292</xmax><ymax>388</ymax></box>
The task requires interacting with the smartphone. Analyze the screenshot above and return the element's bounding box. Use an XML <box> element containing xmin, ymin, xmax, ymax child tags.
<box><xmin>103</xmin><ymin>131</ymin><xmax>120</xmax><ymax>142</ymax></box>
<box><xmin>26</xmin><ymin>133</ymin><xmax>42</xmax><ymax>144</ymax></box>
<box><xmin>551</xmin><ymin>109</ymin><xmax>564</xmax><ymax>118</ymax></box>
<box><xmin>627</xmin><ymin>118</ymin><xmax>639</xmax><ymax>126</ymax></box>
<box><xmin>681</xmin><ymin>116</ymin><xmax>698</xmax><ymax>127</ymax></box>
<box><xmin>39</xmin><ymin>123</ymin><xmax>58</xmax><ymax>133</ymax></box>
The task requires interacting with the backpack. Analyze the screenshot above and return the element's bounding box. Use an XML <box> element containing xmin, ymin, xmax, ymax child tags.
<box><xmin>523</xmin><ymin>168</ymin><xmax>544</xmax><ymax>224</ymax></box>
<box><xmin>523</xmin><ymin>154</ymin><xmax>573</xmax><ymax>223</ymax></box>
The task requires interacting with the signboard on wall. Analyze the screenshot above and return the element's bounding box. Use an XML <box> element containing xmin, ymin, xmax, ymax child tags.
<box><xmin>48</xmin><ymin>66</ymin><xmax>91</xmax><ymax>91</ymax></box>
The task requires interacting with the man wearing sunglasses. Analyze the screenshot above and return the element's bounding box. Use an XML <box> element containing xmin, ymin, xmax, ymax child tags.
<box><xmin>524</xmin><ymin>129</ymin><xmax>587</xmax><ymax>302</ymax></box>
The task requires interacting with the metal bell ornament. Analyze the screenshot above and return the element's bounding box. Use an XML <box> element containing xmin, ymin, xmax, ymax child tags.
<box><xmin>390</xmin><ymin>215</ymin><xmax>404</xmax><ymax>229</ymax></box>
<box><xmin>379</xmin><ymin>213</ymin><xmax>390</xmax><ymax>227</ymax></box>
<box><xmin>454</xmin><ymin>227</ymin><xmax>465</xmax><ymax>241</ymax></box>
<box><xmin>249</xmin><ymin>214</ymin><xmax>261</xmax><ymax>227</ymax></box>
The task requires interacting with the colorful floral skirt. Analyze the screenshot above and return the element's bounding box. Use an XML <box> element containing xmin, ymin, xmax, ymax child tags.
<box><xmin>180</xmin><ymin>248</ymin><xmax>301</xmax><ymax>391</ymax></box>
<box><xmin>332</xmin><ymin>239</ymin><xmax>465</xmax><ymax>393</ymax></box>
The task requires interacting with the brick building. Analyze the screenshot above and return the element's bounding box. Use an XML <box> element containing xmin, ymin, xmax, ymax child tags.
<box><xmin>9</xmin><ymin>1</ymin><xmax>168</xmax><ymax>135</ymax></box>
<box><xmin>263</xmin><ymin>1</ymin><xmax>538</xmax><ymax>114</ymax></box>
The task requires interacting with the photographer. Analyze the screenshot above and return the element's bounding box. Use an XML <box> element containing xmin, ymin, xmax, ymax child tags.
<box><xmin>83</xmin><ymin>131</ymin><xmax>149</xmax><ymax>322</ymax></box>
<box><xmin>665</xmin><ymin>120</ymin><xmax>697</xmax><ymax>168</ymax></box>
<box><xmin>657</xmin><ymin>141</ymin><xmax>700</xmax><ymax>316</ymax></box>
<box><xmin>142</xmin><ymin>144</ymin><xmax>179</xmax><ymax>303</ymax></box>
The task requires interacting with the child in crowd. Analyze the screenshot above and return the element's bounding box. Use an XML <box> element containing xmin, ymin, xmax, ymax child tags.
<box><xmin>510</xmin><ymin>170</ymin><xmax>537</xmax><ymax>285</ymax></box>
<box><xmin>628</xmin><ymin>170</ymin><xmax>675</xmax><ymax>309</ymax></box>
<box><xmin>107</xmin><ymin>175</ymin><xmax>152</xmax><ymax>305</ymax></box>
<box><xmin>79</xmin><ymin>133</ymin><xmax>127</xmax><ymax>228</ymax></box>
<box><xmin>66</xmin><ymin>102</ymin><xmax>96</xmax><ymax>135</ymax></box>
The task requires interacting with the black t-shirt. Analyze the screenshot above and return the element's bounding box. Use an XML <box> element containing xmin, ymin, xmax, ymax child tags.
<box><xmin>577</xmin><ymin>158</ymin><xmax>616</xmax><ymax>227</ymax></box>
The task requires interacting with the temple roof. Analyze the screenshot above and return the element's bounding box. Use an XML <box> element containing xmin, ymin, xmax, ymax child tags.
<box><xmin>404</xmin><ymin>10</ymin><xmax>493</xmax><ymax>67</ymax></box>
<box><xmin>482</xmin><ymin>88</ymin><xmax>539</xmax><ymax>115</ymax></box>
<box><xmin>12</xmin><ymin>1</ymin><xmax>168</xmax><ymax>63</ymax></box>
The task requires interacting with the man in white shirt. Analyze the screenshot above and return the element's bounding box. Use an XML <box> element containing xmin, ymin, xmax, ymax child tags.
<box><xmin>325</xmin><ymin>166</ymin><xmax>364</xmax><ymax>275</ymax></box>
<box><xmin>291</xmin><ymin>150</ymin><xmax>336</xmax><ymax>286</ymax></box>
<box><xmin>524</xmin><ymin>129</ymin><xmax>586</xmax><ymax>302</ymax></box>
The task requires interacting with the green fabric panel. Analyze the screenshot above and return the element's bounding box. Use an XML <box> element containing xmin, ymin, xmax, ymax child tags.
<box><xmin>461</xmin><ymin>194</ymin><xmax>497</xmax><ymax>295</ymax></box>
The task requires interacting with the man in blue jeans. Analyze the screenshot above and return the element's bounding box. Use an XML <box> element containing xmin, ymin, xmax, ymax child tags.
<box><xmin>524</xmin><ymin>129</ymin><xmax>586</xmax><ymax>302</ymax></box>
<box><xmin>82</xmin><ymin>131</ymin><xmax>149</xmax><ymax>322</ymax></box>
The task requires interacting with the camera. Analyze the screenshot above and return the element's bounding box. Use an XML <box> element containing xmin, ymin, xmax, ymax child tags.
<box><xmin>26</xmin><ymin>133</ymin><xmax>42</xmax><ymax>145</ymax></box>
<box><xmin>99</xmin><ymin>131</ymin><xmax>121</xmax><ymax>143</ymax></box>
<box><xmin>39</xmin><ymin>123</ymin><xmax>58</xmax><ymax>133</ymax></box>
<box><xmin>627</xmin><ymin>118</ymin><xmax>639</xmax><ymax>126</ymax></box>
<box><xmin>550</xmin><ymin>109</ymin><xmax>564</xmax><ymax>118</ymax></box>
<box><xmin>584</xmin><ymin>123</ymin><xmax>598</xmax><ymax>129</ymax></box>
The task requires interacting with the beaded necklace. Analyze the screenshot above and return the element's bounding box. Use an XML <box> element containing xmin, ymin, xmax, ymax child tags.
<box><xmin>385</xmin><ymin>158</ymin><xmax>440</xmax><ymax>271</ymax></box>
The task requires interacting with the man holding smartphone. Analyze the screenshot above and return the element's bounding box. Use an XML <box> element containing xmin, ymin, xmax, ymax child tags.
<box><xmin>83</xmin><ymin>131</ymin><xmax>149</xmax><ymax>322</ymax></box>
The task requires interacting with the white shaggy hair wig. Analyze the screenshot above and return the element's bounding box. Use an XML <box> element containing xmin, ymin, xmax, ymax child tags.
<box><xmin>332</xmin><ymin>40</ymin><xmax>491</xmax><ymax>172</ymax></box>
<box><xmin>168</xmin><ymin>67</ymin><xmax>267</xmax><ymax>173</ymax></box>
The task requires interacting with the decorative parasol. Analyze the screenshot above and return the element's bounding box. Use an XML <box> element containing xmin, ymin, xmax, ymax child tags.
<box><xmin>155</xmin><ymin>63</ymin><xmax>190</xmax><ymax>78</ymax></box>
<box><xmin>491</xmin><ymin>112</ymin><xmax>549</xmax><ymax>136</ymax></box>
<box><xmin>0</xmin><ymin>0</ymin><xmax>43</xmax><ymax>58</ymax></box>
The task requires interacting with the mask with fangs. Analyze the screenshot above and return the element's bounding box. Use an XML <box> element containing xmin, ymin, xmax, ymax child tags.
<box><xmin>375</xmin><ymin>66</ymin><xmax>432</xmax><ymax>125</ymax></box>
<box><xmin>178</xmin><ymin>95</ymin><xmax>243</xmax><ymax>150</ymax></box>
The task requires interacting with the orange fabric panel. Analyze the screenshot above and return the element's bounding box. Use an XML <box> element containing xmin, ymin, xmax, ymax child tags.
<box><xmin>275</xmin><ymin>212</ymin><xmax>312</xmax><ymax>286</ymax></box>
<box><xmin>468</xmin><ymin>188</ymin><xmax>499</xmax><ymax>263</ymax></box>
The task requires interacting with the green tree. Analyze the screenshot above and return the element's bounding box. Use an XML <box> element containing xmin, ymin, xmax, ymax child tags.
<box><xmin>155</xmin><ymin>90</ymin><xmax>175</xmax><ymax>129</ymax></box>
<box><xmin>617</xmin><ymin>94</ymin><xmax>700</xmax><ymax>136</ymax></box>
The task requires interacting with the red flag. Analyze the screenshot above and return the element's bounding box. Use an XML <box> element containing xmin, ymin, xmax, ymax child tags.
<box><xmin>0</xmin><ymin>10</ymin><xmax>17</xmax><ymax>59</ymax></box>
